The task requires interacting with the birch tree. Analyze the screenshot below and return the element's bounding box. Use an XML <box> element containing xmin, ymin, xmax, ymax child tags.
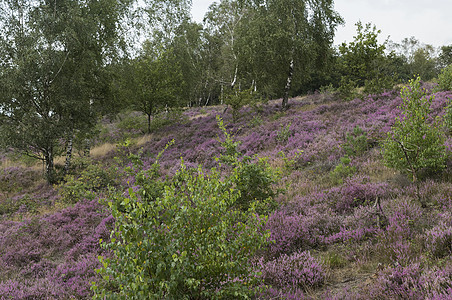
<box><xmin>0</xmin><ymin>0</ymin><xmax>132</xmax><ymax>183</ymax></box>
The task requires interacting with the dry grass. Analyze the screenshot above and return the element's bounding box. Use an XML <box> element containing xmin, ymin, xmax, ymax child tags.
<box><xmin>90</xmin><ymin>142</ymin><xmax>116</xmax><ymax>158</ymax></box>
<box><xmin>189</xmin><ymin>113</ymin><xmax>209</xmax><ymax>120</ymax></box>
<box><xmin>0</xmin><ymin>157</ymin><xmax>43</xmax><ymax>172</ymax></box>
<box><xmin>135</xmin><ymin>134</ymin><xmax>153</xmax><ymax>146</ymax></box>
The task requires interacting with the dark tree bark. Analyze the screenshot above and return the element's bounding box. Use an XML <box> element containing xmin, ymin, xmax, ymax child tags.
<box><xmin>281</xmin><ymin>58</ymin><xmax>294</xmax><ymax>111</ymax></box>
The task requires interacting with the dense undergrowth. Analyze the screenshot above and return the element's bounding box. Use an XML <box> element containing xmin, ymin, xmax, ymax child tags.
<box><xmin>1</xmin><ymin>82</ymin><xmax>452</xmax><ymax>299</ymax></box>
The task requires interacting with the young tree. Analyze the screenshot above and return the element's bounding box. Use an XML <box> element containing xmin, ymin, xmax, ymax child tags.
<box><xmin>338</xmin><ymin>22</ymin><xmax>393</xmax><ymax>96</ymax></box>
<box><xmin>0</xmin><ymin>0</ymin><xmax>132</xmax><ymax>183</ymax></box>
<box><xmin>383</xmin><ymin>76</ymin><xmax>446</xmax><ymax>183</ymax></box>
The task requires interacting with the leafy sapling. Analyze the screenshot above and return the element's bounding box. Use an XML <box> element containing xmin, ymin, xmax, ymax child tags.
<box><xmin>383</xmin><ymin>76</ymin><xmax>446</xmax><ymax>183</ymax></box>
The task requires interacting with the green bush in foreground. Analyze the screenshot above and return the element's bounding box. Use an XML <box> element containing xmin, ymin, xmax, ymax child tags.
<box><xmin>92</xmin><ymin>126</ymin><xmax>276</xmax><ymax>298</ymax></box>
<box><xmin>383</xmin><ymin>76</ymin><xmax>446</xmax><ymax>182</ymax></box>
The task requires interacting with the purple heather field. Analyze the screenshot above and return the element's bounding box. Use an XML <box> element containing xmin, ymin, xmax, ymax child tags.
<box><xmin>1</xmin><ymin>85</ymin><xmax>452</xmax><ymax>299</ymax></box>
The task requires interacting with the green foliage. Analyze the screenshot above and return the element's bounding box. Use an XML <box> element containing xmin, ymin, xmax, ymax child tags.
<box><xmin>277</xmin><ymin>150</ymin><xmax>304</xmax><ymax>172</ymax></box>
<box><xmin>339</xmin><ymin>22</ymin><xmax>393</xmax><ymax>97</ymax></box>
<box><xmin>0</xmin><ymin>0</ymin><xmax>131</xmax><ymax>183</ymax></box>
<box><xmin>248</xmin><ymin>115</ymin><xmax>264</xmax><ymax>128</ymax></box>
<box><xmin>225</xmin><ymin>88</ymin><xmax>260</xmax><ymax>122</ymax></box>
<box><xmin>149</xmin><ymin>109</ymin><xmax>187</xmax><ymax>133</ymax></box>
<box><xmin>122</xmin><ymin>44</ymin><xmax>184</xmax><ymax>133</ymax></box>
<box><xmin>92</xmin><ymin>140</ymin><xmax>273</xmax><ymax>299</ymax></box>
<box><xmin>276</xmin><ymin>122</ymin><xmax>292</xmax><ymax>143</ymax></box>
<box><xmin>217</xmin><ymin>116</ymin><xmax>281</xmax><ymax>213</ymax></box>
<box><xmin>343</xmin><ymin>126</ymin><xmax>368</xmax><ymax>157</ymax></box>
<box><xmin>330</xmin><ymin>156</ymin><xmax>356</xmax><ymax>185</ymax></box>
<box><xmin>337</xmin><ymin>77</ymin><xmax>359</xmax><ymax>101</ymax></box>
<box><xmin>0</xmin><ymin>194</ymin><xmax>37</xmax><ymax>216</ymax></box>
<box><xmin>383</xmin><ymin>76</ymin><xmax>446</xmax><ymax>182</ymax></box>
<box><xmin>117</xmin><ymin>112</ymin><xmax>147</xmax><ymax>133</ymax></box>
<box><xmin>436</xmin><ymin>64</ymin><xmax>452</xmax><ymax>92</ymax></box>
<box><xmin>58</xmin><ymin>159</ymin><xmax>117</xmax><ymax>204</ymax></box>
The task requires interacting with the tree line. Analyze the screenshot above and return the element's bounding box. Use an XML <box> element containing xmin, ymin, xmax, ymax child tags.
<box><xmin>0</xmin><ymin>0</ymin><xmax>451</xmax><ymax>183</ymax></box>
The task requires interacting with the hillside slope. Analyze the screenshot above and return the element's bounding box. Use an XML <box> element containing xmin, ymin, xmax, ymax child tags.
<box><xmin>0</xmin><ymin>86</ymin><xmax>451</xmax><ymax>299</ymax></box>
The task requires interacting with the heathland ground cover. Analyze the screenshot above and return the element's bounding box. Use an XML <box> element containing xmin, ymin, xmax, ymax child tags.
<box><xmin>0</xmin><ymin>81</ymin><xmax>451</xmax><ymax>299</ymax></box>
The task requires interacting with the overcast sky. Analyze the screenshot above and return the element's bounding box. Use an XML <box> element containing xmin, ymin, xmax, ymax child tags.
<box><xmin>191</xmin><ymin>0</ymin><xmax>452</xmax><ymax>48</ymax></box>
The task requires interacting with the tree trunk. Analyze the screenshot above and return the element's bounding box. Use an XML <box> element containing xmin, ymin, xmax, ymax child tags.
<box><xmin>147</xmin><ymin>113</ymin><xmax>151</xmax><ymax>134</ymax></box>
<box><xmin>64</xmin><ymin>134</ymin><xmax>74</xmax><ymax>175</ymax></box>
<box><xmin>44</xmin><ymin>148</ymin><xmax>55</xmax><ymax>184</ymax></box>
<box><xmin>281</xmin><ymin>58</ymin><xmax>294</xmax><ymax>111</ymax></box>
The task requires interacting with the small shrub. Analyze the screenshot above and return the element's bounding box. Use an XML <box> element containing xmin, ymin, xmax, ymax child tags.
<box><xmin>366</xmin><ymin>263</ymin><xmax>426</xmax><ymax>299</ymax></box>
<box><xmin>343</xmin><ymin>126</ymin><xmax>368</xmax><ymax>157</ymax></box>
<box><xmin>217</xmin><ymin>116</ymin><xmax>281</xmax><ymax>213</ymax></box>
<box><xmin>276</xmin><ymin>122</ymin><xmax>292</xmax><ymax>143</ymax></box>
<box><xmin>116</xmin><ymin>112</ymin><xmax>147</xmax><ymax>133</ymax></box>
<box><xmin>249</xmin><ymin>115</ymin><xmax>264</xmax><ymax>128</ymax></box>
<box><xmin>58</xmin><ymin>160</ymin><xmax>117</xmax><ymax>204</ymax></box>
<box><xmin>383</xmin><ymin>76</ymin><xmax>446</xmax><ymax>182</ymax></box>
<box><xmin>149</xmin><ymin>109</ymin><xmax>186</xmax><ymax>132</ymax></box>
<box><xmin>0</xmin><ymin>194</ymin><xmax>37</xmax><ymax>216</ymax></box>
<box><xmin>330</xmin><ymin>156</ymin><xmax>356</xmax><ymax>185</ymax></box>
<box><xmin>225</xmin><ymin>88</ymin><xmax>260</xmax><ymax>122</ymax></box>
<box><xmin>93</xmin><ymin>161</ymin><xmax>270</xmax><ymax>299</ymax></box>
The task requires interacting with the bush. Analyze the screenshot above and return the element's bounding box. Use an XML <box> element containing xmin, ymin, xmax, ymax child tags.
<box><xmin>58</xmin><ymin>159</ymin><xmax>117</xmax><ymax>204</ymax></box>
<box><xmin>93</xmin><ymin>126</ymin><xmax>279</xmax><ymax>299</ymax></box>
<box><xmin>383</xmin><ymin>76</ymin><xmax>446</xmax><ymax>182</ymax></box>
<box><xmin>330</xmin><ymin>156</ymin><xmax>356</xmax><ymax>185</ymax></box>
<box><xmin>437</xmin><ymin>64</ymin><xmax>452</xmax><ymax>92</ymax></box>
<box><xmin>276</xmin><ymin>122</ymin><xmax>292</xmax><ymax>143</ymax></box>
<box><xmin>343</xmin><ymin>126</ymin><xmax>368</xmax><ymax>157</ymax></box>
<box><xmin>217</xmin><ymin>116</ymin><xmax>281</xmax><ymax>213</ymax></box>
<box><xmin>225</xmin><ymin>88</ymin><xmax>260</xmax><ymax>122</ymax></box>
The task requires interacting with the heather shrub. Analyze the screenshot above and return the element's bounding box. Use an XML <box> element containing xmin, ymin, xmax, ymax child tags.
<box><xmin>328</xmin><ymin>177</ymin><xmax>389</xmax><ymax>213</ymax></box>
<box><xmin>329</xmin><ymin>156</ymin><xmax>356</xmax><ymax>185</ymax></box>
<box><xmin>0</xmin><ymin>166</ymin><xmax>41</xmax><ymax>193</ymax></box>
<box><xmin>93</xmin><ymin>151</ymin><xmax>272</xmax><ymax>299</ymax></box>
<box><xmin>424</xmin><ymin>223</ymin><xmax>452</xmax><ymax>258</ymax></box>
<box><xmin>257</xmin><ymin>250</ymin><xmax>325</xmax><ymax>289</ymax></box>
<box><xmin>444</xmin><ymin>98</ymin><xmax>452</xmax><ymax>134</ymax></box>
<box><xmin>422</xmin><ymin>264</ymin><xmax>452</xmax><ymax>297</ymax></box>
<box><xmin>383</xmin><ymin>76</ymin><xmax>446</xmax><ymax>182</ymax></box>
<box><xmin>436</xmin><ymin>64</ymin><xmax>452</xmax><ymax>92</ymax></box>
<box><xmin>266</xmin><ymin>207</ymin><xmax>341</xmax><ymax>256</ymax></box>
<box><xmin>366</xmin><ymin>263</ymin><xmax>426</xmax><ymax>299</ymax></box>
<box><xmin>376</xmin><ymin>197</ymin><xmax>424</xmax><ymax>265</ymax></box>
